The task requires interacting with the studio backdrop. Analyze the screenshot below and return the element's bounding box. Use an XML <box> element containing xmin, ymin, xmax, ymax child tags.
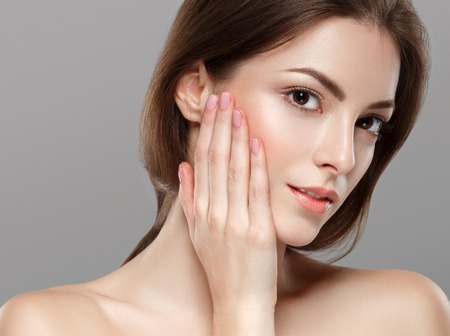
<box><xmin>1</xmin><ymin>0</ymin><xmax>449</xmax><ymax>305</ymax></box>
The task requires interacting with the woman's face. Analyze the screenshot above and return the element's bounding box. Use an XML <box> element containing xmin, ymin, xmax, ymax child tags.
<box><xmin>217</xmin><ymin>17</ymin><xmax>400</xmax><ymax>247</ymax></box>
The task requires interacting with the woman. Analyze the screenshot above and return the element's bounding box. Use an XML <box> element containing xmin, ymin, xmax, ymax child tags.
<box><xmin>1</xmin><ymin>0</ymin><xmax>449</xmax><ymax>334</ymax></box>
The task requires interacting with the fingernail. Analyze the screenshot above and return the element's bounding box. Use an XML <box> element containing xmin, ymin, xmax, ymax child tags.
<box><xmin>206</xmin><ymin>95</ymin><xmax>219</xmax><ymax>110</ymax></box>
<box><xmin>232</xmin><ymin>109</ymin><xmax>241</xmax><ymax>128</ymax></box>
<box><xmin>219</xmin><ymin>92</ymin><xmax>231</xmax><ymax>110</ymax></box>
<box><xmin>178</xmin><ymin>164</ymin><xmax>183</xmax><ymax>183</ymax></box>
<box><xmin>251</xmin><ymin>138</ymin><xmax>260</xmax><ymax>155</ymax></box>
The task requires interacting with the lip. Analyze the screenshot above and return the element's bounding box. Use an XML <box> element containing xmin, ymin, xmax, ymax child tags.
<box><xmin>288</xmin><ymin>185</ymin><xmax>338</xmax><ymax>214</ymax></box>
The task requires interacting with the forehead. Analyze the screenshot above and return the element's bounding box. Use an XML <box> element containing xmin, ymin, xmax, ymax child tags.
<box><xmin>232</xmin><ymin>16</ymin><xmax>401</xmax><ymax>101</ymax></box>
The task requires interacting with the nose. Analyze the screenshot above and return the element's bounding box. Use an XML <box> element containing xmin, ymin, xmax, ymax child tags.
<box><xmin>312</xmin><ymin>118</ymin><xmax>355</xmax><ymax>176</ymax></box>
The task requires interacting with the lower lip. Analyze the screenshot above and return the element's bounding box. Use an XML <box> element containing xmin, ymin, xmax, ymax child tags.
<box><xmin>289</xmin><ymin>186</ymin><xmax>331</xmax><ymax>215</ymax></box>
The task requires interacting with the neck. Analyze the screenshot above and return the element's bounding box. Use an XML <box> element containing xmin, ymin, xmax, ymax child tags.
<box><xmin>114</xmin><ymin>197</ymin><xmax>301</xmax><ymax>314</ymax></box>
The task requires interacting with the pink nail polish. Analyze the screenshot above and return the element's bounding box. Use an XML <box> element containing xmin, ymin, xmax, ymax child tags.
<box><xmin>232</xmin><ymin>109</ymin><xmax>242</xmax><ymax>128</ymax></box>
<box><xmin>206</xmin><ymin>95</ymin><xmax>218</xmax><ymax>110</ymax></box>
<box><xmin>219</xmin><ymin>92</ymin><xmax>231</xmax><ymax>110</ymax></box>
<box><xmin>251</xmin><ymin>138</ymin><xmax>260</xmax><ymax>155</ymax></box>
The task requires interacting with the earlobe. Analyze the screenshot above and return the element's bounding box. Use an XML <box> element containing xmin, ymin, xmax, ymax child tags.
<box><xmin>175</xmin><ymin>61</ymin><xmax>215</xmax><ymax>123</ymax></box>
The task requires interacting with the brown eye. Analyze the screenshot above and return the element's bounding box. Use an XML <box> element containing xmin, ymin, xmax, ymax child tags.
<box><xmin>357</xmin><ymin>116</ymin><xmax>384</xmax><ymax>135</ymax></box>
<box><xmin>358</xmin><ymin>117</ymin><xmax>374</xmax><ymax>129</ymax></box>
<box><xmin>286</xmin><ymin>89</ymin><xmax>321</xmax><ymax>111</ymax></box>
<box><xmin>293</xmin><ymin>90</ymin><xmax>310</xmax><ymax>105</ymax></box>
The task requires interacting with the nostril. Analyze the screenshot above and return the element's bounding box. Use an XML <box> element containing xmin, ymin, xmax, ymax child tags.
<box><xmin>312</xmin><ymin>144</ymin><xmax>355</xmax><ymax>175</ymax></box>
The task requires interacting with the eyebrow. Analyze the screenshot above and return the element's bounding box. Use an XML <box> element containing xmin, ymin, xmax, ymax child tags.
<box><xmin>367</xmin><ymin>100</ymin><xmax>396</xmax><ymax>110</ymax></box>
<box><xmin>284</xmin><ymin>67</ymin><xmax>346</xmax><ymax>101</ymax></box>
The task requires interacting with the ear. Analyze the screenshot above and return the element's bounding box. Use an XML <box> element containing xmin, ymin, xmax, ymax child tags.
<box><xmin>175</xmin><ymin>61</ymin><xmax>215</xmax><ymax>123</ymax></box>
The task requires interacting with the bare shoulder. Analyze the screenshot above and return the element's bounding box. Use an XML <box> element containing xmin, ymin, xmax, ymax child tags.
<box><xmin>335</xmin><ymin>267</ymin><xmax>450</xmax><ymax>335</ymax></box>
<box><xmin>280</xmin><ymin>256</ymin><xmax>450</xmax><ymax>335</ymax></box>
<box><xmin>0</xmin><ymin>284</ymin><xmax>111</xmax><ymax>336</ymax></box>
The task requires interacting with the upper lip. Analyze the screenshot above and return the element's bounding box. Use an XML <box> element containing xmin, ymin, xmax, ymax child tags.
<box><xmin>289</xmin><ymin>185</ymin><xmax>339</xmax><ymax>202</ymax></box>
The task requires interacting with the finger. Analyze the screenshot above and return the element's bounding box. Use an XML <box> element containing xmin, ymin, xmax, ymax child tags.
<box><xmin>178</xmin><ymin>162</ymin><xmax>195</xmax><ymax>241</ymax></box>
<box><xmin>193</xmin><ymin>94</ymin><xmax>219</xmax><ymax>218</ymax></box>
<box><xmin>227</xmin><ymin>108</ymin><xmax>250</xmax><ymax>222</ymax></box>
<box><xmin>248</xmin><ymin>138</ymin><xmax>275</xmax><ymax>242</ymax></box>
<box><xmin>208</xmin><ymin>92</ymin><xmax>234</xmax><ymax>226</ymax></box>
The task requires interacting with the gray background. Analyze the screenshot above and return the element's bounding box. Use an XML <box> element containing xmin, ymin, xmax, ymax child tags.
<box><xmin>1</xmin><ymin>0</ymin><xmax>448</xmax><ymax>305</ymax></box>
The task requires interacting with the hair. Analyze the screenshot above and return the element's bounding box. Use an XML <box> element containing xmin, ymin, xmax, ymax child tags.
<box><xmin>124</xmin><ymin>0</ymin><xmax>429</xmax><ymax>264</ymax></box>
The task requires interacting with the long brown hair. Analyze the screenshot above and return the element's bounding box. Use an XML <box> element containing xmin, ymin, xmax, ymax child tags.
<box><xmin>124</xmin><ymin>0</ymin><xmax>429</xmax><ymax>264</ymax></box>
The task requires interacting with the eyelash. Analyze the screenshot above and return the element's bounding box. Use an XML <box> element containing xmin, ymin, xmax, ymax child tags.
<box><xmin>282</xmin><ymin>86</ymin><xmax>393</xmax><ymax>139</ymax></box>
<box><xmin>282</xmin><ymin>86</ymin><xmax>323</xmax><ymax>113</ymax></box>
<box><xmin>360</xmin><ymin>116</ymin><xmax>394</xmax><ymax>139</ymax></box>
<box><xmin>356</xmin><ymin>115</ymin><xmax>393</xmax><ymax>138</ymax></box>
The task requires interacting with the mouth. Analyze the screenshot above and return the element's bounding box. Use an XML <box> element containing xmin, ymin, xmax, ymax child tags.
<box><xmin>288</xmin><ymin>185</ymin><xmax>338</xmax><ymax>214</ymax></box>
<box><xmin>299</xmin><ymin>188</ymin><xmax>329</xmax><ymax>201</ymax></box>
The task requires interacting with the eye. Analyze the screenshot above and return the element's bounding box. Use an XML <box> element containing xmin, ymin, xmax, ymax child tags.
<box><xmin>285</xmin><ymin>88</ymin><xmax>321</xmax><ymax>112</ymax></box>
<box><xmin>356</xmin><ymin>116</ymin><xmax>385</xmax><ymax>136</ymax></box>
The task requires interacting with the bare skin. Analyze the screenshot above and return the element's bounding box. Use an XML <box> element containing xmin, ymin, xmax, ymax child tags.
<box><xmin>1</xmin><ymin>17</ymin><xmax>449</xmax><ymax>335</ymax></box>
<box><xmin>1</xmin><ymin>204</ymin><xmax>449</xmax><ymax>335</ymax></box>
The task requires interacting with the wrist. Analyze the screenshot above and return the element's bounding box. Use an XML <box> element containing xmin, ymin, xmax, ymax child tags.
<box><xmin>213</xmin><ymin>303</ymin><xmax>275</xmax><ymax>336</ymax></box>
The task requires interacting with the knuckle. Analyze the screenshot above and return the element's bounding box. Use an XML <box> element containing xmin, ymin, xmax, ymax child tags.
<box><xmin>250</xmin><ymin>184</ymin><xmax>264</xmax><ymax>203</ymax></box>
<box><xmin>194</xmin><ymin>147</ymin><xmax>207</xmax><ymax>164</ymax></box>
<box><xmin>193</xmin><ymin>199</ymin><xmax>207</xmax><ymax>218</ymax></box>
<box><xmin>247</xmin><ymin>225</ymin><xmax>272</xmax><ymax>247</ymax></box>
<box><xmin>228</xmin><ymin>167</ymin><xmax>239</xmax><ymax>185</ymax></box>
<box><xmin>207</xmin><ymin>211</ymin><xmax>224</xmax><ymax>231</ymax></box>
<box><xmin>224</xmin><ymin>217</ymin><xmax>247</xmax><ymax>237</ymax></box>
<box><xmin>208</xmin><ymin>147</ymin><xmax>222</xmax><ymax>166</ymax></box>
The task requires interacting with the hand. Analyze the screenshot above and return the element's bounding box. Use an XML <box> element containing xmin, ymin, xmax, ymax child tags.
<box><xmin>178</xmin><ymin>92</ymin><xmax>277</xmax><ymax>334</ymax></box>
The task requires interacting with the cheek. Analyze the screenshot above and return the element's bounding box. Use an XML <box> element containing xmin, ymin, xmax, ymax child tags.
<box><xmin>241</xmin><ymin>101</ymin><xmax>312</xmax><ymax>183</ymax></box>
<box><xmin>350</xmin><ymin>143</ymin><xmax>376</xmax><ymax>187</ymax></box>
<box><xmin>237</xmin><ymin>93</ymin><xmax>314</xmax><ymax>156</ymax></box>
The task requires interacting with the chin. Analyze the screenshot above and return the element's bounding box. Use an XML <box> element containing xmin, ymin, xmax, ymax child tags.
<box><xmin>275</xmin><ymin>219</ymin><xmax>323</xmax><ymax>248</ymax></box>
